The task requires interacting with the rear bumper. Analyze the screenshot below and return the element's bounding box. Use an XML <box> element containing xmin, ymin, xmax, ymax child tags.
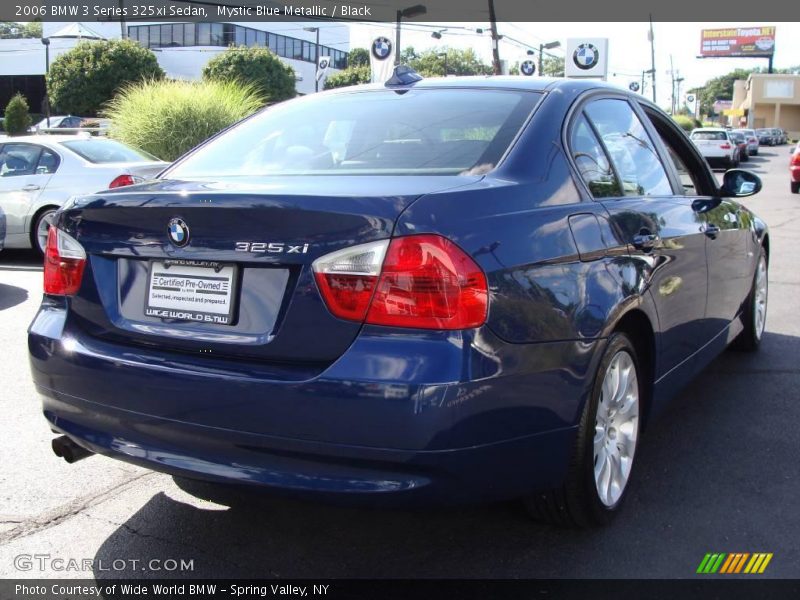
<box><xmin>791</xmin><ymin>165</ymin><xmax>800</xmax><ymax>183</ymax></box>
<box><xmin>29</xmin><ymin>302</ymin><xmax>596</xmax><ymax>504</ymax></box>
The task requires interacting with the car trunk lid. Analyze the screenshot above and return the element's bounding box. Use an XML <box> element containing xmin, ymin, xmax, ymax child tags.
<box><xmin>60</xmin><ymin>175</ymin><xmax>479</xmax><ymax>364</ymax></box>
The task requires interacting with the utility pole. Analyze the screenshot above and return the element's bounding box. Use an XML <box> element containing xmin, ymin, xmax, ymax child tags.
<box><xmin>488</xmin><ymin>0</ymin><xmax>501</xmax><ymax>75</ymax></box>
<box><xmin>648</xmin><ymin>15</ymin><xmax>656</xmax><ymax>103</ymax></box>
<box><xmin>119</xmin><ymin>0</ymin><xmax>126</xmax><ymax>39</ymax></box>
<box><xmin>669</xmin><ymin>54</ymin><xmax>675</xmax><ymax>114</ymax></box>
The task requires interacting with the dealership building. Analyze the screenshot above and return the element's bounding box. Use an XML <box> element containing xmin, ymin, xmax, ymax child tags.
<box><xmin>729</xmin><ymin>73</ymin><xmax>800</xmax><ymax>137</ymax></box>
<box><xmin>0</xmin><ymin>21</ymin><xmax>350</xmax><ymax>114</ymax></box>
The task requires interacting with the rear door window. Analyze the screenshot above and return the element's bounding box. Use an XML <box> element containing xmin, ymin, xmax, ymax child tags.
<box><xmin>0</xmin><ymin>143</ymin><xmax>42</xmax><ymax>177</ymax></box>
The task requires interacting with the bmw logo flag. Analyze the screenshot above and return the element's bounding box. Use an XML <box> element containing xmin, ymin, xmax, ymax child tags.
<box><xmin>370</xmin><ymin>36</ymin><xmax>395</xmax><ymax>83</ymax></box>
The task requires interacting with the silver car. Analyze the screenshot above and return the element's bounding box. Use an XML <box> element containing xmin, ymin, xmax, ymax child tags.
<box><xmin>0</xmin><ymin>135</ymin><xmax>167</xmax><ymax>254</ymax></box>
<box><xmin>733</xmin><ymin>128</ymin><xmax>759</xmax><ymax>156</ymax></box>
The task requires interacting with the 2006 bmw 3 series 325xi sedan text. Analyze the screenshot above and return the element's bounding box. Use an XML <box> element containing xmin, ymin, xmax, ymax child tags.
<box><xmin>29</xmin><ymin>74</ymin><xmax>769</xmax><ymax>526</ymax></box>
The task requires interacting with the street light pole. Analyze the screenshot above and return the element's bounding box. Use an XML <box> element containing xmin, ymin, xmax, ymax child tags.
<box><xmin>537</xmin><ymin>40</ymin><xmax>561</xmax><ymax>77</ymax></box>
<box><xmin>304</xmin><ymin>26</ymin><xmax>320</xmax><ymax>93</ymax></box>
<box><xmin>395</xmin><ymin>5</ymin><xmax>427</xmax><ymax>66</ymax></box>
<box><xmin>41</xmin><ymin>37</ymin><xmax>51</xmax><ymax>127</ymax></box>
<box><xmin>395</xmin><ymin>10</ymin><xmax>402</xmax><ymax>66</ymax></box>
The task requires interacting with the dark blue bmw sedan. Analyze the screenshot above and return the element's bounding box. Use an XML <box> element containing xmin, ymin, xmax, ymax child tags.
<box><xmin>29</xmin><ymin>74</ymin><xmax>769</xmax><ymax>526</ymax></box>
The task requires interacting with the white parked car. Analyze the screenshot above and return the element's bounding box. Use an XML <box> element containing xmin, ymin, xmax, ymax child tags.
<box><xmin>690</xmin><ymin>128</ymin><xmax>740</xmax><ymax>169</ymax></box>
<box><xmin>0</xmin><ymin>135</ymin><xmax>167</xmax><ymax>254</ymax></box>
<box><xmin>29</xmin><ymin>115</ymin><xmax>85</xmax><ymax>133</ymax></box>
<box><xmin>732</xmin><ymin>128</ymin><xmax>760</xmax><ymax>156</ymax></box>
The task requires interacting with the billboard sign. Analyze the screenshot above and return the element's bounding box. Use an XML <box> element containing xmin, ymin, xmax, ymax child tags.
<box><xmin>700</xmin><ymin>27</ymin><xmax>776</xmax><ymax>58</ymax></box>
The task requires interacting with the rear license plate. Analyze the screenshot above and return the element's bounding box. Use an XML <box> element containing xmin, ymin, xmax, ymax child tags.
<box><xmin>145</xmin><ymin>260</ymin><xmax>237</xmax><ymax>325</ymax></box>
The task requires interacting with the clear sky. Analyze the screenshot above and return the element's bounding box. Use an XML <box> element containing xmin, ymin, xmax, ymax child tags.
<box><xmin>350</xmin><ymin>21</ymin><xmax>800</xmax><ymax>108</ymax></box>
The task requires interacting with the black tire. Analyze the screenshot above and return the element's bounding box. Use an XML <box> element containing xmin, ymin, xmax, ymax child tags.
<box><xmin>792</xmin><ymin>181</ymin><xmax>800</xmax><ymax>194</ymax></box>
<box><xmin>30</xmin><ymin>207</ymin><xmax>58</xmax><ymax>257</ymax></box>
<box><xmin>731</xmin><ymin>246</ymin><xmax>768</xmax><ymax>352</ymax></box>
<box><xmin>740</xmin><ymin>151</ymin><xmax>749</xmax><ymax>162</ymax></box>
<box><xmin>525</xmin><ymin>333</ymin><xmax>643</xmax><ymax>527</ymax></box>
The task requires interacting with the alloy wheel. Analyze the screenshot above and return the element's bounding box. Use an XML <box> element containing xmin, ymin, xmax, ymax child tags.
<box><xmin>753</xmin><ymin>255</ymin><xmax>768</xmax><ymax>340</ymax></box>
<box><xmin>593</xmin><ymin>350</ymin><xmax>639</xmax><ymax>507</ymax></box>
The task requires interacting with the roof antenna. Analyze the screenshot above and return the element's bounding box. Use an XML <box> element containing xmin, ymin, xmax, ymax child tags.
<box><xmin>385</xmin><ymin>65</ymin><xmax>423</xmax><ymax>87</ymax></box>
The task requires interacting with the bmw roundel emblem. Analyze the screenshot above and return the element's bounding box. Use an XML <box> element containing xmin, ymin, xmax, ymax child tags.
<box><xmin>573</xmin><ymin>43</ymin><xmax>599</xmax><ymax>71</ymax></box>
<box><xmin>372</xmin><ymin>37</ymin><xmax>393</xmax><ymax>61</ymax></box>
<box><xmin>687</xmin><ymin>94</ymin><xmax>695</xmax><ymax>103</ymax></box>
<box><xmin>167</xmin><ymin>217</ymin><xmax>190</xmax><ymax>247</ymax></box>
<box><xmin>520</xmin><ymin>60</ymin><xmax>536</xmax><ymax>76</ymax></box>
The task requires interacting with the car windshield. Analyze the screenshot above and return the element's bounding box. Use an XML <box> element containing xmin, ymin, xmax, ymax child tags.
<box><xmin>692</xmin><ymin>131</ymin><xmax>727</xmax><ymax>141</ymax></box>
<box><xmin>60</xmin><ymin>139</ymin><xmax>159</xmax><ymax>163</ymax></box>
<box><xmin>757</xmin><ymin>129</ymin><xmax>770</xmax><ymax>134</ymax></box>
<box><xmin>166</xmin><ymin>88</ymin><xmax>541</xmax><ymax>178</ymax></box>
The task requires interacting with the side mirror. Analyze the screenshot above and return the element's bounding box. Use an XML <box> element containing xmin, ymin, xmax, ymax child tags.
<box><xmin>720</xmin><ymin>169</ymin><xmax>762</xmax><ymax>198</ymax></box>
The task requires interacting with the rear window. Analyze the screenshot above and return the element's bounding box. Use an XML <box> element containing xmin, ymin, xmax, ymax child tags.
<box><xmin>166</xmin><ymin>89</ymin><xmax>541</xmax><ymax>178</ymax></box>
<box><xmin>691</xmin><ymin>131</ymin><xmax>727</xmax><ymax>141</ymax></box>
<box><xmin>60</xmin><ymin>139</ymin><xmax>158</xmax><ymax>163</ymax></box>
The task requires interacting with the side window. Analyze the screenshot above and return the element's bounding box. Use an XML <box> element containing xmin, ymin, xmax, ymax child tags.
<box><xmin>584</xmin><ymin>99</ymin><xmax>673</xmax><ymax>197</ymax></box>
<box><xmin>663</xmin><ymin>145</ymin><xmax>697</xmax><ymax>195</ymax></box>
<box><xmin>0</xmin><ymin>143</ymin><xmax>42</xmax><ymax>177</ymax></box>
<box><xmin>36</xmin><ymin>149</ymin><xmax>60</xmax><ymax>175</ymax></box>
<box><xmin>644</xmin><ymin>108</ymin><xmax>715</xmax><ymax>197</ymax></box>
<box><xmin>569</xmin><ymin>114</ymin><xmax>622</xmax><ymax>198</ymax></box>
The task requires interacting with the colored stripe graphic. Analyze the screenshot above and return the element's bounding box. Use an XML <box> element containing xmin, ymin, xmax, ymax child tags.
<box><xmin>701</xmin><ymin>552</ymin><xmax>773</xmax><ymax>574</ymax></box>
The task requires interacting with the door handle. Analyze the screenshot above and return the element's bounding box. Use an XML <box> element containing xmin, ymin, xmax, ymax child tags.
<box><xmin>632</xmin><ymin>231</ymin><xmax>659</xmax><ymax>251</ymax></box>
<box><xmin>704</xmin><ymin>224</ymin><xmax>721</xmax><ymax>239</ymax></box>
<box><xmin>22</xmin><ymin>184</ymin><xmax>40</xmax><ymax>191</ymax></box>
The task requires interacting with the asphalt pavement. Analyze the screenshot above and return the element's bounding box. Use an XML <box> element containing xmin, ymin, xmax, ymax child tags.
<box><xmin>0</xmin><ymin>149</ymin><xmax>798</xmax><ymax>580</ymax></box>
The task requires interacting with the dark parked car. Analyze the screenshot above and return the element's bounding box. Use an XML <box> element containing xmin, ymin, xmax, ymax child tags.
<box><xmin>30</xmin><ymin>75</ymin><xmax>769</xmax><ymax>526</ymax></box>
<box><xmin>756</xmin><ymin>128</ymin><xmax>776</xmax><ymax>146</ymax></box>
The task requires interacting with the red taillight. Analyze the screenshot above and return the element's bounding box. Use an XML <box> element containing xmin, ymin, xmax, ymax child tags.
<box><xmin>313</xmin><ymin>235</ymin><xmax>488</xmax><ymax>330</ymax></box>
<box><xmin>792</xmin><ymin>152</ymin><xmax>800</xmax><ymax>167</ymax></box>
<box><xmin>108</xmin><ymin>174</ymin><xmax>136</xmax><ymax>188</ymax></box>
<box><xmin>43</xmin><ymin>227</ymin><xmax>86</xmax><ymax>296</ymax></box>
<box><xmin>720</xmin><ymin>143</ymin><xmax>731</xmax><ymax>149</ymax></box>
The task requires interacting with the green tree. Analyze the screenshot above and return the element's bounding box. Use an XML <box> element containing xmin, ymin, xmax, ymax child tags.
<box><xmin>348</xmin><ymin>47</ymin><xmax>370</xmax><ymax>67</ymax></box>
<box><xmin>0</xmin><ymin>21</ymin><xmax>41</xmax><ymax>39</ymax></box>
<box><xmin>691</xmin><ymin>68</ymin><xmax>753</xmax><ymax>117</ymax></box>
<box><xmin>324</xmin><ymin>64</ymin><xmax>371</xmax><ymax>90</ymax></box>
<box><xmin>404</xmin><ymin>47</ymin><xmax>492</xmax><ymax>77</ymax></box>
<box><xmin>541</xmin><ymin>55</ymin><xmax>565</xmax><ymax>77</ymax></box>
<box><xmin>105</xmin><ymin>79</ymin><xmax>264</xmax><ymax>162</ymax></box>
<box><xmin>202</xmin><ymin>46</ymin><xmax>296</xmax><ymax>104</ymax></box>
<box><xmin>3</xmin><ymin>93</ymin><xmax>31</xmax><ymax>136</ymax></box>
<box><xmin>47</xmin><ymin>39</ymin><xmax>164</xmax><ymax>117</ymax></box>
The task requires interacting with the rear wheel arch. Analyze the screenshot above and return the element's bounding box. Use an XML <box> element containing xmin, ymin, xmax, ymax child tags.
<box><xmin>29</xmin><ymin>205</ymin><xmax>60</xmax><ymax>253</ymax></box>
<box><xmin>610</xmin><ymin>309</ymin><xmax>656</xmax><ymax>427</ymax></box>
